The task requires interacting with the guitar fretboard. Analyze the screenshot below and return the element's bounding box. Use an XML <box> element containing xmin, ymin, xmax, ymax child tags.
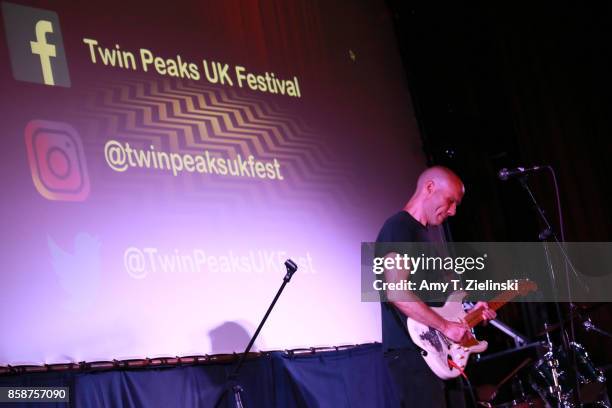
<box><xmin>463</xmin><ymin>283</ymin><xmax>533</xmax><ymax>328</ymax></box>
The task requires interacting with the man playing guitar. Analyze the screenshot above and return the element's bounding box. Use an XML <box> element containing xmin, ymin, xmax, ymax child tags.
<box><xmin>376</xmin><ymin>166</ymin><xmax>496</xmax><ymax>407</ymax></box>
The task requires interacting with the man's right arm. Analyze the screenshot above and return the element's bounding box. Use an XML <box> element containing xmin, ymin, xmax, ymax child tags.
<box><xmin>383</xmin><ymin>252</ymin><xmax>471</xmax><ymax>343</ymax></box>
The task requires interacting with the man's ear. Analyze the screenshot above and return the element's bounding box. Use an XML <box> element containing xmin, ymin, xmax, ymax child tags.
<box><xmin>425</xmin><ymin>180</ymin><xmax>435</xmax><ymax>194</ymax></box>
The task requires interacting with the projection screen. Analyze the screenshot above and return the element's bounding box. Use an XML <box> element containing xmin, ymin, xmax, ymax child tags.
<box><xmin>0</xmin><ymin>0</ymin><xmax>426</xmax><ymax>365</ymax></box>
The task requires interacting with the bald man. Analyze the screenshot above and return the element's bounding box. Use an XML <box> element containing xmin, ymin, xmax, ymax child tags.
<box><xmin>376</xmin><ymin>166</ymin><xmax>495</xmax><ymax>408</ymax></box>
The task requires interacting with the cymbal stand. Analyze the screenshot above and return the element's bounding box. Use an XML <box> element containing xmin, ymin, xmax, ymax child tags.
<box><xmin>543</xmin><ymin>323</ymin><xmax>572</xmax><ymax>408</ymax></box>
<box><xmin>584</xmin><ymin>318</ymin><xmax>612</xmax><ymax>341</ymax></box>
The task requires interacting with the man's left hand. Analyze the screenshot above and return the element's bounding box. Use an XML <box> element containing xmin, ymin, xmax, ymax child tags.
<box><xmin>474</xmin><ymin>301</ymin><xmax>496</xmax><ymax>323</ymax></box>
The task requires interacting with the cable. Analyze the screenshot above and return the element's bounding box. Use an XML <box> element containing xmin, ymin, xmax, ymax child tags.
<box><xmin>461</xmin><ymin>374</ymin><xmax>479</xmax><ymax>408</ymax></box>
<box><xmin>547</xmin><ymin>165</ymin><xmax>582</xmax><ymax>405</ymax></box>
<box><xmin>545</xmin><ymin>165</ymin><xmax>564</xmax><ymax>242</ymax></box>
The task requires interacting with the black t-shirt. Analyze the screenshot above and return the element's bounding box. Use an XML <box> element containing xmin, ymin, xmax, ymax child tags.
<box><xmin>375</xmin><ymin>210</ymin><xmax>431</xmax><ymax>352</ymax></box>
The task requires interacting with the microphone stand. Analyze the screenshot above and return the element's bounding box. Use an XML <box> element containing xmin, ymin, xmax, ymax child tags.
<box><xmin>464</xmin><ymin>302</ymin><xmax>529</xmax><ymax>346</ymax></box>
<box><xmin>517</xmin><ymin>176</ymin><xmax>587</xmax><ymax>296</ymax></box>
<box><xmin>518</xmin><ymin>176</ymin><xmax>581</xmax><ymax>344</ymax></box>
<box><xmin>213</xmin><ymin>259</ymin><xmax>298</xmax><ymax>408</ymax></box>
<box><xmin>517</xmin><ymin>175</ymin><xmax>585</xmax><ymax>406</ymax></box>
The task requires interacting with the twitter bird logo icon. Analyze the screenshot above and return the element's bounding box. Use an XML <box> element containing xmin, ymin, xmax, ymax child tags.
<box><xmin>48</xmin><ymin>233</ymin><xmax>101</xmax><ymax>311</ymax></box>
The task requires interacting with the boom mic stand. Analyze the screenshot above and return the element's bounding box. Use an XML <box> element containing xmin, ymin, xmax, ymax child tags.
<box><xmin>517</xmin><ymin>174</ymin><xmax>586</xmax><ymax>406</ymax></box>
<box><xmin>517</xmin><ymin>175</ymin><xmax>587</xmax><ymax>308</ymax></box>
<box><xmin>213</xmin><ymin>259</ymin><xmax>298</xmax><ymax>408</ymax></box>
<box><xmin>517</xmin><ymin>175</ymin><xmax>585</xmax><ymax>342</ymax></box>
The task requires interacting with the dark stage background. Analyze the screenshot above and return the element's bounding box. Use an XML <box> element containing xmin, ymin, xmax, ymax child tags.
<box><xmin>388</xmin><ymin>0</ymin><xmax>612</xmax><ymax>401</ymax></box>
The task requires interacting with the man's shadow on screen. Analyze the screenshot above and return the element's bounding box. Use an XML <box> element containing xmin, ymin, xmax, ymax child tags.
<box><xmin>208</xmin><ymin>321</ymin><xmax>258</xmax><ymax>354</ymax></box>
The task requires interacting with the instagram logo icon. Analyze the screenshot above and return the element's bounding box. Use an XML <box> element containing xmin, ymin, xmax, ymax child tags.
<box><xmin>24</xmin><ymin>120</ymin><xmax>90</xmax><ymax>201</ymax></box>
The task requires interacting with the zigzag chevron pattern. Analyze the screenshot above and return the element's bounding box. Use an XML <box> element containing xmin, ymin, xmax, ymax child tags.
<box><xmin>73</xmin><ymin>76</ymin><xmax>353</xmax><ymax>213</ymax></box>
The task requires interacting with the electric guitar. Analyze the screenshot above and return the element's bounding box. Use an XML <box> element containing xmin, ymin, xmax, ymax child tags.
<box><xmin>406</xmin><ymin>279</ymin><xmax>537</xmax><ymax>379</ymax></box>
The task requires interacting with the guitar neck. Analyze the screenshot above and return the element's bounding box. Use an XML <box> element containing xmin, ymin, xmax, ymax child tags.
<box><xmin>463</xmin><ymin>290</ymin><xmax>518</xmax><ymax>328</ymax></box>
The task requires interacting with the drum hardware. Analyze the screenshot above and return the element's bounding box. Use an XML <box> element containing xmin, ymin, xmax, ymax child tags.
<box><xmin>536</xmin><ymin>304</ymin><xmax>603</xmax><ymax>337</ymax></box>
<box><xmin>476</xmin><ymin>359</ymin><xmax>545</xmax><ymax>408</ymax></box>
<box><xmin>530</xmin><ymin>324</ymin><xmax>607</xmax><ymax>408</ymax></box>
<box><xmin>543</xmin><ymin>324</ymin><xmax>569</xmax><ymax>407</ymax></box>
<box><xmin>473</xmin><ymin>326</ymin><xmax>607</xmax><ymax>407</ymax></box>
<box><xmin>583</xmin><ymin>318</ymin><xmax>612</xmax><ymax>342</ymax></box>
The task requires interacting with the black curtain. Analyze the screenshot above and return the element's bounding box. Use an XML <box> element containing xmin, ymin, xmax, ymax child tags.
<box><xmin>387</xmin><ymin>0</ymin><xmax>612</xmax><ymax>397</ymax></box>
<box><xmin>387</xmin><ymin>2</ymin><xmax>612</xmax><ymax>242</ymax></box>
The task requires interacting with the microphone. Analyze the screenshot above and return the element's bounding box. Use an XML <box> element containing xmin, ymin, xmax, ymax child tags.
<box><xmin>498</xmin><ymin>165</ymin><xmax>545</xmax><ymax>181</ymax></box>
<box><xmin>283</xmin><ymin>259</ymin><xmax>298</xmax><ymax>282</ymax></box>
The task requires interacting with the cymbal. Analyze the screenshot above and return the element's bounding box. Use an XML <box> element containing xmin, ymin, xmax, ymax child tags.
<box><xmin>536</xmin><ymin>303</ymin><xmax>604</xmax><ymax>336</ymax></box>
<box><xmin>538</xmin><ymin>320</ymin><xmax>581</xmax><ymax>335</ymax></box>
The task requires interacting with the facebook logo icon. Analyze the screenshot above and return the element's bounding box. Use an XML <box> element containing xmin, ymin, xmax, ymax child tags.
<box><xmin>2</xmin><ymin>2</ymin><xmax>71</xmax><ymax>87</ymax></box>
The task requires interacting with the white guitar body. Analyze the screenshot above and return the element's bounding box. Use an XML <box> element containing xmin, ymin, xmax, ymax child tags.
<box><xmin>406</xmin><ymin>291</ymin><xmax>488</xmax><ymax>380</ymax></box>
